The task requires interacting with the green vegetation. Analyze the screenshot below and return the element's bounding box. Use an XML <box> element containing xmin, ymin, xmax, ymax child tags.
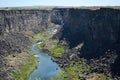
<box><xmin>33</xmin><ymin>33</ymin><xmax>50</xmax><ymax>41</ymax></box>
<box><xmin>61</xmin><ymin>63</ymin><xmax>90</xmax><ymax>80</ymax></box>
<box><xmin>50</xmin><ymin>46</ymin><xmax>64</xmax><ymax>57</ymax></box>
<box><xmin>55</xmin><ymin>63</ymin><xmax>112</xmax><ymax>80</ymax></box>
<box><xmin>37</xmin><ymin>42</ymin><xmax>46</xmax><ymax>49</ymax></box>
<box><xmin>13</xmin><ymin>55</ymin><xmax>37</xmax><ymax>80</ymax></box>
<box><xmin>55</xmin><ymin>71</ymin><xmax>65</xmax><ymax>80</ymax></box>
<box><xmin>32</xmin><ymin>32</ymin><xmax>65</xmax><ymax>57</ymax></box>
<box><xmin>60</xmin><ymin>63</ymin><xmax>112</xmax><ymax>80</ymax></box>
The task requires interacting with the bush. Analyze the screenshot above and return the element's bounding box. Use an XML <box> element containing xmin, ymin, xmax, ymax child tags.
<box><xmin>62</xmin><ymin>63</ymin><xmax>90</xmax><ymax>80</ymax></box>
<box><xmin>33</xmin><ymin>33</ymin><xmax>50</xmax><ymax>41</ymax></box>
<box><xmin>50</xmin><ymin>46</ymin><xmax>64</xmax><ymax>57</ymax></box>
<box><xmin>37</xmin><ymin>43</ymin><xmax>46</xmax><ymax>49</ymax></box>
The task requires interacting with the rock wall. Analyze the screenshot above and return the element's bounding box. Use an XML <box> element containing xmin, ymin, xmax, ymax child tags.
<box><xmin>0</xmin><ymin>10</ymin><xmax>49</xmax><ymax>33</ymax></box>
<box><xmin>0</xmin><ymin>9</ymin><xmax>63</xmax><ymax>80</ymax></box>
<box><xmin>0</xmin><ymin>7</ymin><xmax>120</xmax><ymax>79</ymax></box>
<box><xmin>1</xmin><ymin>7</ymin><xmax>120</xmax><ymax>57</ymax></box>
<box><xmin>59</xmin><ymin>8</ymin><xmax>120</xmax><ymax>57</ymax></box>
<box><xmin>0</xmin><ymin>9</ymin><xmax>64</xmax><ymax>54</ymax></box>
<box><xmin>53</xmin><ymin>8</ymin><xmax>120</xmax><ymax>77</ymax></box>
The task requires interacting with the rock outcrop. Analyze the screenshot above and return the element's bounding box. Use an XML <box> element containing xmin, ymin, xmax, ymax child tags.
<box><xmin>0</xmin><ymin>9</ymin><xmax>63</xmax><ymax>80</ymax></box>
<box><xmin>53</xmin><ymin>7</ymin><xmax>120</xmax><ymax>78</ymax></box>
<box><xmin>0</xmin><ymin>7</ymin><xmax>120</xmax><ymax>79</ymax></box>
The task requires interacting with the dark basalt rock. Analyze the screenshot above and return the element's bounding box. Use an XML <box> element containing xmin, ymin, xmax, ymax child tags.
<box><xmin>0</xmin><ymin>7</ymin><xmax>120</xmax><ymax>79</ymax></box>
<box><xmin>0</xmin><ymin>9</ymin><xmax>65</xmax><ymax>80</ymax></box>
<box><xmin>53</xmin><ymin>8</ymin><xmax>120</xmax><ymax>78</ymax></box>
<box><xmin>111</xmin><ymin>55</ymin><xmax>120</xmax><ymax>76</ymax></box>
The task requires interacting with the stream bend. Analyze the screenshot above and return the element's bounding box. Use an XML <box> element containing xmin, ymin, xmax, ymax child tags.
<box><xmin>29</xmin><ymin>43</ymin><xmax>61</xmax><ymax>80</ymax></box>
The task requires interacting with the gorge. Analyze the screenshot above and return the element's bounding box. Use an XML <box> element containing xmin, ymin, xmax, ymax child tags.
<box><xmin>0</xmin><ymin>6</ymin><xmax>120</xmax><ymax>80</ymax></box>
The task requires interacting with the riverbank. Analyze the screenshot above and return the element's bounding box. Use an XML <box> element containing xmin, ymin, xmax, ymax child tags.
<box><xmin>32</xmin><ymin>32</ymin><xmax>114</xmax><ymax>80</ymax></box>
<box><xmin>29</xmin><ymin>44</ymin><xmax>61</xmax><ymax>80</ymax></box>
<box><xmin>3</xmin><ymin>51</ymin><xmax>37</xmax><ymax>80</ymax></box>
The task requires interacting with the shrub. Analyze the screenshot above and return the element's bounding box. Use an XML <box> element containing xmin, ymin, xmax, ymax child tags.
<box><xmin>50</xmin><ymin>46</ymin><xmax>64</xmax><ymax>57</ymax></box>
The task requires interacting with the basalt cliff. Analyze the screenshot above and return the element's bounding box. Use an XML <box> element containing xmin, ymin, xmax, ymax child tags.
<box><xmin>0</xmin><ymin>7</ymin><xmax>120</xmax><ymax>80</ymax></box>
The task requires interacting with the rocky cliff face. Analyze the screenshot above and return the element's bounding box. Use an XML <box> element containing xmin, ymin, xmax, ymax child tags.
<box><xmin>0</xmin><ymin>9</ymin><xmax>64</xmax><ymax>53</ymax></box>
<box><xmin>0</xmin><ymin>9</ymin><xmax>63</xmax><ymax>80</ymax></box>
<box><xmin>0</xmin><ymin>10</ymin><xmax>51</xmax><ymax>33</ymax></box>
<box><xmin>58</xmin><ymin>8</ymin><xmax>120</xmax><ymax>58</ymax></box>
<box><xmin>53</xmin><ymin>8</ymin><xmax>120</xmax><ymax>78</ymax></box>
<box><xmin>0</xmin><ymin>7</ymin><xmax>120</xmax><ymax>79</ymax></box>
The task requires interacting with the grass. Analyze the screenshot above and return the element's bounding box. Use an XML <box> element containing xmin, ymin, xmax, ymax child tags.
<box><xmin>32</xmin><ymin>32</ymin><xmax>65</xmax><ymax>57</ymax></box>
<box><xmin>37</xmin><ymin>42</ymin><xmax>46</xmax><ymax>49</ymax></box>
<box><xmin>13</xmin><ymin>55</ymin><xmax>37</xmax><ymax>80</ymax></box>
<box><xmin>55</xmin><ymin>63</ymin><xmax>113</xmax><ymax>80</ymax></box>
<box><xmin>61</xmin><ymin>63</ymin><xmax>90</xmax><ymax>80</ymax></box>
<box><xmin>61</xmin><ymin>62</ymin><xmax>112</xmax><ymax>80</ymax></box>
<box><xmin>55</xmin><ymin>71</ymin><xmax>65</xmax><ymax>80</ymax></box>
<box><xmin>50</xmin><ymin>46</ymin><xmax>64</xmax><ymax>57</ymax></box>
<box><xmin>33</xmin><ymin>33</ymin><xmax>50</xmax><ymax>42</ymax></box>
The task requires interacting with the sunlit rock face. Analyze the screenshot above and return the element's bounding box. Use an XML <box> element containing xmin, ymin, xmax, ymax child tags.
<box><xmin>0</xmin><ymin>8</ymin><xmax>64</xmax><ymax>80</ymax></box>
<box><xmin>0</xmin><ymin>9</ymin><xmax>64</xmax><ymax>53</ymax></box>
<box><xmin>0</xmin><ymin>10</ymin><xmax>51</xmax><ymax>33</ymax></box>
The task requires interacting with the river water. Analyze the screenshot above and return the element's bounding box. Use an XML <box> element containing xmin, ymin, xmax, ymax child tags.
<box><xmin>29</xmin><ymin>44</ymin><xmax>61</xmax><ymax>80</ymax></box>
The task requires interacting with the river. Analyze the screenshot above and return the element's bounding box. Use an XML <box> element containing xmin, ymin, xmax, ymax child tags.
<box><xmin>29</xmin><ymin>43</ymin><xmax>61</xmax><ymax>80</ymax></box>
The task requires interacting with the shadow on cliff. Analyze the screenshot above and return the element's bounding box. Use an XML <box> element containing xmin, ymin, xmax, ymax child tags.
<box><xmin>54</xmin><ymin>8</ymin><xmax>120</xmax><ymax>76</ymax></box>
<box><xmin>59</xmin><ymin>8</ymin><xmax>120</xmax><ymax>58</ymax></box>
<box><xmin>111</xmin><ymin>31</ymin><xmax>120</xmax><ymax>76</ymax></box>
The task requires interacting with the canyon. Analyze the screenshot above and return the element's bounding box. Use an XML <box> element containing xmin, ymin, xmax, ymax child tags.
<box><xmin>0</xmin><ymin>6</ymin><xmax>120</xmax><ymax>80</ymax></box>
